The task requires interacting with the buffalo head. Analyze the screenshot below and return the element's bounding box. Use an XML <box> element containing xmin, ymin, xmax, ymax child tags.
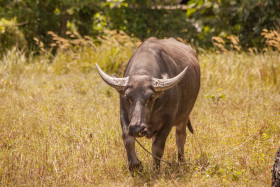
<box><xmin>96</xmin><ymin>64</ymin><xmax>188</xmax><ymax>138</ymax></box>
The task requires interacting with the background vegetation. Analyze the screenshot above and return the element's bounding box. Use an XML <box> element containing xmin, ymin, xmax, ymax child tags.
<box><xmin>0</xmin><ymin>0</ymin><xmax>280</xmax><ymax>186</ymax></box>
<box><xmin>1</xmin><ymin>0</ymin><xmax>279</xmax><ymax>53</ymax></box>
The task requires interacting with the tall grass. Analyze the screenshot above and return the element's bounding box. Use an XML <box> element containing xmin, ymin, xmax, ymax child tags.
<box><xmin>0</xmin><ymin>32</ymin><xmax>279</xmax><ymax>186</ymax></box>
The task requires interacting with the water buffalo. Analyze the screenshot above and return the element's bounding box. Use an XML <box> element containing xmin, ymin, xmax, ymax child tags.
<box><xmin>96</xmin><ymin>37</ymin><xmax>200</xmax><ymax>171</ymax></box>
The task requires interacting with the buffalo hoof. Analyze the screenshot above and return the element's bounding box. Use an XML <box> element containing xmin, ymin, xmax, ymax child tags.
<box><xmin>129</xmin><ymin>162</ymin><xmax>143</xmax><ymax>176</ymax></box>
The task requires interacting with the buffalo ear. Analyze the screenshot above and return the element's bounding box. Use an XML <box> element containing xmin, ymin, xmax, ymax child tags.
<box><xmin>119</xmin><ymin>90</ymin><xmax>126</xmax><ymax>97</ymax></box>
<box><xmin>154</xmin><ymin>90</ymin><xmax>163</xmax><ymax>99</ymax></box>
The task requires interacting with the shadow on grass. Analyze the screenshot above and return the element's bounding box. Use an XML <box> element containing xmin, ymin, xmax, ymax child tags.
<box><xmin>122</xmin><ymin>151</ymin><xmax>224</xmax><ymax>185</ymax></box>
<box><xmin>124</xmin><ymin>161</ymin><xmax>195</xmax><ymax>185</ymax></box>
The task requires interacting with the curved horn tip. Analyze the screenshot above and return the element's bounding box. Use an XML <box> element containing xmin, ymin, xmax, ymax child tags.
<box><xmin>182</xmin><ymin>66</ymin><xmax>188</xmax><ymax>73</ymax></box>
<box><xmin>175</xmin><ymin>66</ymin><xmax>189</xmax><ymax>80</ymax></box>
<box><xmin>95</xmin><ymin>63</ymin><xmax>101</xmax><ymax>72</ymax></box>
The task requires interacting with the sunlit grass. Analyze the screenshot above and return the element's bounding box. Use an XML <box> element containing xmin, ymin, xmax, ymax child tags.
<box><xmin>0</xmin><ymin>40</ymin><xmax>279</xmax><ymax>185</ymax></box>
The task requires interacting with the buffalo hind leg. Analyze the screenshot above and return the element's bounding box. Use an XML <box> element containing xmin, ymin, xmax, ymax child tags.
<box><xmin>122</xmin><ymin>134</ymin><xmax>142</xmax><ymax>173</ymax></box>
<box><xmin>152</xmin><ymin>126</ymin><xmax>172</xmax><ymax>170</ymax></box>
<box><xmin>176</xmin><ymin>120</ymin><xmax>188</xmax><ymax>163</ymax></box>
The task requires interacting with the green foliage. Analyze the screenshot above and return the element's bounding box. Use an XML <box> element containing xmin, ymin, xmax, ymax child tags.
<box><xmin>186</xmin><ymin>0</ymin><xmax>280</xmax><ymax>49</ymax></box>
<box><xmin>105</xmin><ymin>6</ymin><xmax>194</xmax><ymax>41</ymax></box>
<box><xmin>1</xmin><ymin>0</ymin><xmax>101</xmax><ymax>50</ymax></box>
<box><xmin>102</xmin><ymin>0</ymin><xmax>280</xmax><ymax>49</ymax></box>
<box><xmin>0</xmin><ymin>18</ymin><xmax>27</xmax><ymax>54</ymax></box>
<box><xmin>0</xmin><ymin>0</ymin><xmax>279</xmax><ymax>51</ymax></box>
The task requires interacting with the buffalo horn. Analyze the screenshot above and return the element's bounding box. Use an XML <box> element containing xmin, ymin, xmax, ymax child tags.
<box><xmin>96</xmin><ymin>64</ymin><xmax>128</xmax><ymax>91</ymax></box>
<box><xmin>152</xmin><ymin>66</ymin><xmax>188</xmax><ymax>91</ymax></box>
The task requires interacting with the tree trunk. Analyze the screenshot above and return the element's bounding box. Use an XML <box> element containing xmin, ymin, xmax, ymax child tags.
<box><xmin>272</xmin><ymin>146</ymin><xmax>280</xmax><ymax>187</ymax></box>
<box><xmin>58</xmin><ymin>5</ymin><xmax>69</xmax><ymax>38</ymax></box>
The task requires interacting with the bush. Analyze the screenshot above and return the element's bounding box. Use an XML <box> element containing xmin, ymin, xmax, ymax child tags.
<box><xmin>186</xmin><ymin>0</ymin><xmax>280</xmax><ymax>49</ymax></box>
<box><xmin>0</xmin><ymin>18</ymin><xmax>27</xmax><ymax>54</ymax></box>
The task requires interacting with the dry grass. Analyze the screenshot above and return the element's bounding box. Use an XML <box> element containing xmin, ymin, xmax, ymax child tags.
<box><xmin>0</xmin><ymin>34</ymin><xmax>279</xmax><ymax>186</ymax></box>
<box><xmin>212</xmin><ymin>35</ymin><xmax>241</xmax><ymax>52</ymax></box>
<box><xmin>261</xmin><ymin>29</ymin><xmax>280</xmax><ymax>51</ymax></box>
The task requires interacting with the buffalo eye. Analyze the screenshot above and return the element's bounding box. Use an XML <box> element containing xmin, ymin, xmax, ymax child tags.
<box><xmin>124</xmin><ymin>94</ymin><xmax>132</xmax><ymax>104</ymax></box>
<box><xmin>148</xmin><ymin>95</ymin><xmax>155</xmax><ymax>103</ymax></box>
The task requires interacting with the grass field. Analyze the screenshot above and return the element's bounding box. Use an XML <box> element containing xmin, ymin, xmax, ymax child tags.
<box><xmin>0</xmin><ymin>36</ymin><xmax>280</xmax><ymax>186</ymax></box>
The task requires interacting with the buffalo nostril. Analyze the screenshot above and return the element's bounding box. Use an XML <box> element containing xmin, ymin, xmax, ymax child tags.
<box><xmin>131</xmin><ymin>126</ymin><xmax>146</xmax><ymax>136</ymax></box>
<box><xmin>137</xmin><ymin>127</ymin><xmax>148</xmax><ymax>137</ymax></box>
<box><xmin>134</xmin><ymin>126</ymin><xmax>143</xmax><ymax>134</ymax></box>
<box><xmin>138</xmin><ymin>127</ymin><xmax>147</xmax><ymax>136</ymax></box>
<box><xmin>129</xmin><ymin>124</ymin><xmax>148</xmax><ymax>137</ymax></box>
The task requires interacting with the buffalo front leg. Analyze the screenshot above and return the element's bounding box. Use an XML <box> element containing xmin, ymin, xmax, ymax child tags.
<box><xmin>176</xmin><ymin>120</ymin><xmax>187</xmax><ymax>163</ymax></box>
<box><xmin>122</xmin><ymin>133</ymin><xmax>142</xmax><ymax>172</ymax></box>
<box><xmin>152</xmin><ymin>126</ymin><xmax>172</xmax><ymax>170</ymax></box>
